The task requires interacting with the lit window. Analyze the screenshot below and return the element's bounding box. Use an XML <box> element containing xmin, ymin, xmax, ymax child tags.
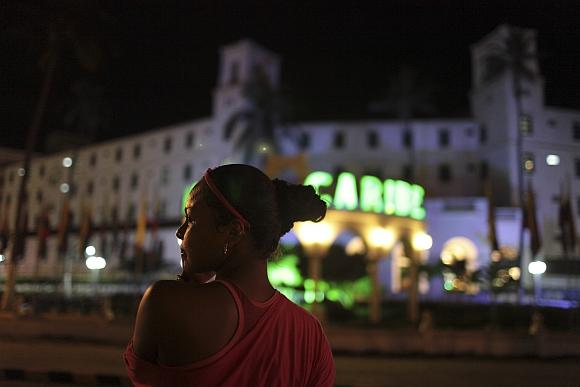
<box><xmin>546</xmin><ymin>154</ymin><xmax>560</xmax><ymax>166</ymax></box>
<box><xmin>575</xmin><ymin>159</ymin><xmax>580</xmax><ymax>178</ymax></box>
<box><xmin>523</xmin><ymin>153</ymin><xmax>535</xmax><ymax>172</ymax></box>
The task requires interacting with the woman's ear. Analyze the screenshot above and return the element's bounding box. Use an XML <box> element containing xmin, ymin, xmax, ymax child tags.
<box><xmin>228</xmin><ymin>219</ymin><xmax>245</xmax><ymax>245</ymax></box>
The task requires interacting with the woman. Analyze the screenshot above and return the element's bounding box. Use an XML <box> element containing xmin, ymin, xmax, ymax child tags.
<box><xmin>124</xmin><ymin>164</ymin><xmax>335</xmax><ymax>386</ymax></box>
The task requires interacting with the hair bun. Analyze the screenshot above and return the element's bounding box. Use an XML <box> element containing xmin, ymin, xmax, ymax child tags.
<box><xmin>272</xmin><ymin>178</ymin><xmax>327</xmax><ymax>237</ymax></box>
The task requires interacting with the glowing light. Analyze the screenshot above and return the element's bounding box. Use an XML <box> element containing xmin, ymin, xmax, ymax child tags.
<box><xmin>334</xmin><ymin>172</ymin><xmax>358</xmax><ymax>211</ymax></box>
<box><xmin>524</xmin><ymin>159</ymin><xmax>534</xmax><ymax>171</ymax></box>
<box><xmin>345</xmin><ymin>236</ymin><xmax>366</xmax><ymax>256</ymax></box>
<box><xmin>0</xmin><ymin>255</ymin><xmax>5</xmax><ymax>263</ymax></box>
<box><xmin>85</xmin><ymin>245</ymin><xmax>96</xmax><ymax>256</ymax></box>
<box><xmin>18</xmin><ymin>168</ymin><xmax>26</xmax><ymax>176</ymax></box>
<box><xmin>267</xmin><ymin>255</ymin><xmax>303</xmax><ymax>287</ymax></box>
<box><xmin>303</xmin><ymin>171</ymin><xmax>334</xmax><ymax>205</ymax></box>
<box><xmin>294</xmin><ymin>222</ymin><xmax>334</xmax><ymax>246</ymax></box>
<box><xmin>302</xmin><ymin>171</ymin><xmax>426</xmax><ymax>219</ymax></box>
<box><xmin>60</xmin><ymin>183</ymin><xmax>70</xmax><ymax>193</ymax></box>
<box><xmin>368</xmin><ymin>228</ymin><xmax>395</xmax><ymax>249</ymax></box>
<box><xmin>546</xmin><ymin>154</ymin><xmax>560</xmax><ymax>166</ymax></box>
<box><xmin>394</xmin><ymin>180</ymin><xmax>411</xmax><ymax>217</ymax></box>
<box><xmin>491</xmin><ymin>250</ymin><xmax>501</xmax><ymax>262</ymax></box>
<box><xmin>508</xmin><ymin>267</ymin><xmax>521</xmax><ymax>280</ymax></box>
<box><xmin>444</xmin><ymin>280</ymin><xmax>454</xmax><ymax>291</ymax></box>
<box><xmin>62</xmin><ymin>157</ymin><xmax>73</xmax><ymax>168</ymax></box>
<box><xmin>528</xmin><ymin>261</ymin><xmax>546</xmax><ymax>275</ymax></box>
<box><xmin>441</xmin><ymin>251</ymin><xmax>453</xmax><ymax>265</ymax></box>
<box><xmin>412</xmin><ymin>233</ymin><xmax>433</xmax><ymax>251</ymax></box>
<box><xmin>360</xmin><ymin>175</ymin><xmax>383</xmax><ymax>213</ymax></box>
<box><xmin>85</xmin><ymin>256</ymin><xmax>106</xmax><ymax>270</ymax></box>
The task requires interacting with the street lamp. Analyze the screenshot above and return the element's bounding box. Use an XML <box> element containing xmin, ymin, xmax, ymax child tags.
<box><xmin>293</xmin><ymin>221</ymin><xmax>336</xmax><ymax>319</ymax></box>
<box><xmin>366</xmin><ymin>227</ymin><xmax>396</xmax><ymax>324</ymax></box>
<box><xmin>407</xmin><ymin>231</ymin><xmax>432</xmax><ymax>324</ymax></box>
<box><xmin>528</xmin><ymin>260</ymin><xmax>546</xmax><ymax>304</ymax></box>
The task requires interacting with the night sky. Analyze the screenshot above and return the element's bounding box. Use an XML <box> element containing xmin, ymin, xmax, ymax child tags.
<box><xmin>2</xmin><ymin>0</ymin><xmax>580</xmax><ymax>152</ymax></box>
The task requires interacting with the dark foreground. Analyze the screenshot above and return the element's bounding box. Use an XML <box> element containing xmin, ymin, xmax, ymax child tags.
<box><xmin>1</xmin><ymin>337</ymin><xmax>579</xmax><ymax>387</ymax></box>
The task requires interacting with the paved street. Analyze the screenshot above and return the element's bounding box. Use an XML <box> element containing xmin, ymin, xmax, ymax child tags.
<box><xmin>2</xmin><ymin>338</ymin><xmax>579</xmax><ymax>387</ymax></box>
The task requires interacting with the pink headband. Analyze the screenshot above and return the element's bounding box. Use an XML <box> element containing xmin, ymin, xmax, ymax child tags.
<box><xmin>203</xmin><ymin>168</ymin><xmax>251</xmax><ymax>232</ymax></box>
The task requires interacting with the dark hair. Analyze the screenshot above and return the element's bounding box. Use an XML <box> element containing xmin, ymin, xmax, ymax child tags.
<box><xmin>198</xmin><ymin>164</ymin><xmax>326</xmax><ymax>257</ymax></box>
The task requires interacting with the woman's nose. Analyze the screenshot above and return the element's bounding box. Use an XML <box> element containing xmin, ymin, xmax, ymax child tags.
<box><xmin>176</xmin><ymin>223</ymin><xmax>185</xmax><ymax>240</ymax></box>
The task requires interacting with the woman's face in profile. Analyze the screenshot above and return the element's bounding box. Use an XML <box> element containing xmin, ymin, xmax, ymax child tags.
<box><xmin>177</xmin><ymin>185</ymin><xmax>223</xmax><ymax>277</ymax></box>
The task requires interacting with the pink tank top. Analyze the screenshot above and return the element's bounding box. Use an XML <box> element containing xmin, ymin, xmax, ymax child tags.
<box><xmin>124</xmin><ymin>280</ymin><xmax>335</xmax><ymax>386</ymax></box>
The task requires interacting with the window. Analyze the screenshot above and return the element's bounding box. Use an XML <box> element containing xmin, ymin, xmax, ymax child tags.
<box><xmin>112</xmin><ymin>176</ymin><xmax>120</xmax><ymax>192</ymax></box>
<box><xmin>402</xmin><ymin>164</ymin><xmax>413</xmax><ymax>181</ymax></box>
<box><xmin>230</xmin><ymin>61</ymin><xmax>239</xmax><ymax>84</ymax></box>
<box><xmin>438</xmin><ymin>164</ymin><xmax>452</xmax><ymax>182</ymax></box>
<box><xmin>334</xmin><ymin>132</ymin><xmax>344</xmax><ymax>149</ymax></box>
<box><xmin>87</xmin><ymin>181</ymin><xmax>94</xmax><ymax>196</ymax></box>
<box><xmin>89</xmin><ymin>153</ymin><xmax>97</xmax><ymax>167</ymax></box>
<box><xmin>298</xmin><ymin>133</ymin><xmax>310</xmax><ymax>150</ymax></box>
<box><xmin>39</xmin><ymin>164</ymin><xmax>45</xmax><ymax>177</ymax></box>
<box><xmin>519</xmin><ymin>114</ymin><xmax>533</xmax><ymax>135</ymax></box>
<box><xmin>546</xmin><ymin>154</ymin><xmax>560</xmax><ymax>166</ymax></box>
<box><xmin>186</xmin><ymin>132</ymin><xmax>194</xmax><ymax>148</ymax></box>
<box><xmin>465</xmin><ymin>127</ymin><xmax>474</xmax><ymax>137</ymax></box>
<box><xmin>367</xmin><ymin>130</ymin><xmax>379</xmax><ymax>148</ymax></box>
<box><xmin>438</xmin><ymin>129</ymin><xmax>450</xmax><ymax>148</ymax></box>
<box><xmin>130</xmin><ymin>173</ymin><xmax>139</xmax><ymax>190</ymax></box>
<box><xmin>480</xmin><ymin>161</ymin><xmax>489</xmax><ymax>179</ymax></box>
<box><xmin>164</xmin><ymin>137</ymin><xmax>172</xmax><ymax>153</ymax></box>
<box><xmin>479</xmin><ymin>125</ymin><xmax>487</xmax><ymax>144</ymax></box>
<box><xmin>8</xmin><ymin>171</ymin><xmax>14</xmax><ymax>182</ymax></box>
<box><xmin>36</xmin><ymin>190</ymin><xmax>43</xmax><ymax>204</ymax></box>
<box><xmin>133</xmin><ymin>143</ymin><xmax>141</xmax><ymax>160</ymax></box>
<box><xmin>115</xmin><ymin>147</ymin><xmax>123</xmax><ymax>162</ymax></box>
<box><xmin>577</xmin><ymin>196</ymin><xmax>580</xmax><ymax>216</ymax></box>
<box><xmin>466</xmin><ymin>163</ymin><xmax>476</xmax><ymax>173</ymax></box>
<box><xmin>547</xmin><ymin>118</ymin><xmax>557</xmax><ymax>128</ymax></box>
<box><xmin>402</xmin><ymin>129</ymin><xmax>413</xmax><ymax>148</ymax></box>
<box><xmin>161</xmin><ymin>167</ymin><xmax>170</xmax><ymax>184</ymax></box>
<box><xmin>127</xmin><ymin>203</ymin><xmax>136</xmax><ymax>221</ymax></box>
<box><xmin>523</xmin><ymin>153</ymin><xmax>535</xmax><ymax>173</ymax></box>
<box><xmin>183</xmin><ymin>164</ymin><xmax>192</xmax><ymax>181</ymax></box>
<box><xmin>573</xmin><ymin>122</ymin><xmax>580</xmax><ymax>141</ymax></box>
<box><xmin>575</xmin><ymin>159</ymin><xmax>580</xmax><ymax>178</ymax></box>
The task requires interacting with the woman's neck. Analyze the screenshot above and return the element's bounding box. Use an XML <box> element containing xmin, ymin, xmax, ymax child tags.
<box><xmin>216</xmin><ymin>258</ymin><xmax>275</xmax><ymax>302</ymax></box>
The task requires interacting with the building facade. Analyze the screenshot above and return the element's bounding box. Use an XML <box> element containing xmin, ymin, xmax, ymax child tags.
<box><xmin>1</xmin><ymin>25</ymin><xmax>579</xmax><ymax>300</ymax></box>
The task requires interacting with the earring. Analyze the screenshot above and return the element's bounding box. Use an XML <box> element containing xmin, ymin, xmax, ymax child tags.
<box><xmin>223</xmin><ymin>242</ymin><xmax>229</xmax><ymax>256</ymax></box>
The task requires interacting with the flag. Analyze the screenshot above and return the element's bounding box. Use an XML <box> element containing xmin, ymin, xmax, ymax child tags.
<box><xmin>523</xmin><ymin>181</ymin><xmax>541</xmax><ymax>257</ymax></box>
<box><xmin>78</xmin><ymin>205</ymin><xmax>93</xmax><ymax>258</ymax></box>
<box><xmin>36</xmin><ymin>206</ymin><xmax>51</xmax><ymax>260</ymax></box>
<box><xmin>134</xmin><ymin>197</ymin><xmax>147</xmax><ymax>273</ymax></box>
<box><xmin>485</xmin><ymin>178</ymin><xmax>499</xmax><ymax>252</ymax></box>
<box><xmin>558</xmin><ymin>182</ymin><xmax>577</xmax><ymax>256</ymax></box>
<box><xmin>57</xmin><ymin>196</ymin><xmax>71</xmax><ymax>256</ymax></box>
<box><xmin>0</xmin><ymin>204</ymin><xmax>9</xmax><ymax>255</ymax></box>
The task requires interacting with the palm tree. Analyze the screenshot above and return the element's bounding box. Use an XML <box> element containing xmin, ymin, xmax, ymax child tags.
<box><xmin>1</xmin><ymin>1</ymin><xmax>110</xmax><ymax>310</ymax></box>
<box><xmin>369</xmin><ymin>65</ymin><xmax>437</xmax><ymax>181</ymax></box>
<box><xmin>223</xmin><ymin>66</ymin><xmax>294</xmax><ymax>165</ymax></box>
<box><xmin>481</xmin><ymin>26</ymin><xmax>537</xmax><ymax>282</ymax></box>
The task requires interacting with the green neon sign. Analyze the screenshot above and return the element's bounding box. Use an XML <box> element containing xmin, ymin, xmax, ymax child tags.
<box><xmin>304</xmin><ymin>171</ymin><xmax>426</xmax><ymax>220</ymax></box>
